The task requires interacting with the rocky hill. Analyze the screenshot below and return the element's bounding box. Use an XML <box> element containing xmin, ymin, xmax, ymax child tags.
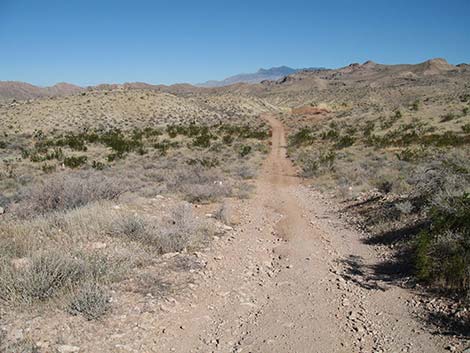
<box><xmin>0</xmin><ymin>81</ymin><xmax>83</xmax><ymax>101</ymax></box>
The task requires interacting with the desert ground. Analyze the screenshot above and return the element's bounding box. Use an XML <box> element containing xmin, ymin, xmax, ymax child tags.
<box><xmin>0</xmin><ymin>59</ymin><xmax>469</xmax><ymax>352</ymax></box>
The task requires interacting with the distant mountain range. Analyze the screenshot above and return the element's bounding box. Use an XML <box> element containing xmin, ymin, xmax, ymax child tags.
<box><xmin>197</xmin><ymin>66</ymin><xmax>325</xmax><ymax>87</ymax></box>
<box><xmin>1</xmin><ymin>59</ymin><xmax>467</xmax><ymax>102</ymax></box>
<box><xmin>0</xmin><ymin>81</ymin><xmax>83</xmax><ymax>101</ymax></box>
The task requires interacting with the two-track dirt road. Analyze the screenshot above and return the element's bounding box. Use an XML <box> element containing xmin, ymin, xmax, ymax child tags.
<box><xmin>148</xmin><ymin>114</ymin><xmax>451</xmax><ymax>353</ymax></box>
<box><xmin>74</xmin><ymin>114</ymin><xmax>454</xmax><ymax>352</ymax></box>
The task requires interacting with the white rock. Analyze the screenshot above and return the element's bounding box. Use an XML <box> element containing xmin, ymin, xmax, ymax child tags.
<box><xmin>11</xmin><ymin>257</ymin><xmax>32</xmax><ymax>271</ymax></box>
<box><xmin>57</xmin><ymin>345</ymin><xmax>80</xmax><ymax>353</ymax></box>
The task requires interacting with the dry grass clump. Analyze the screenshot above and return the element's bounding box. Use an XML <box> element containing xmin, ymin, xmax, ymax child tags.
<box><xmin>0</xmin><ymin>337</ymin><xmax>40</xmax><ymax>353</ymax></box>
<box><xmin>0</xmin><ymin>249</ymin><xmax>118</xmax><ymax>306</ymax></box>
<box><xmin>13</xmin><ymin>171</ymin><xmax>124</xmax><ymax>217</ymax></box>
<box><xmin>167</xmin><ymin>165</ymin><xmax>232</xmax><ymax>203</ymax></box>
<box><xmin>68</xmin><ymin>282</ymin><xmax>110</xmax><ymax>320</ymax></box>
<box><xmin>214</xmin><ymin>200</ymin><xmax>234</xmax><ymax>225</ymax></box>
<box><xmin>111</xmin><ymin>203</ymin><xmax>211</xmax><ymax>253</ymax></box>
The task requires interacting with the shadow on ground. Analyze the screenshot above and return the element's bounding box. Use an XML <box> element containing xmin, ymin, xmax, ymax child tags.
<box><xmin>337</xmin><ymin>251</ymin><xmax>413</xmax><ymax>292</ymax></box>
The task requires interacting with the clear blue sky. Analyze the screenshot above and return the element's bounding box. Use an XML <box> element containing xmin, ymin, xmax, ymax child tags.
<box><xmin>1</xmin><ymin>0</ymin><xmax>469</xmax><ymax>86</ymax></box>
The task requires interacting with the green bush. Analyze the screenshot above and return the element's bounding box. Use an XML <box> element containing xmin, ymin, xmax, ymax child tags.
<box><xmin>239</xmin><ymin>145</ymin><xmax>252</xmax><ymax>157</ymax></box>
<box><xmin>64</xmin><ymin>155</ymin><xmax>87</xmax><ymax>168</ymax></box>
<box><xmin>335</xmin><ymin>135</ymin><xmax>355</xmax><ymax>149</ymax></box>
<box><xmin>192</xmin><ymin>132</ymin><xmax>213</xmax><ymax>148</ymax></box>
<box><xmin>415</xmin><ymin>194</ymin><xmax>470</xmax><ymax>293</ymax></box>
<box><xmin>289</xmin><ymin>127</ymin><xmax>315</xmax><ymax>147</ymax></box>
<box><xmin>92</xmin><ymin>160</ymin><xmax>105</xmax><ymax>170</ymax></box>
<box><xmin>300</xmin><ymin>150</ymin><xmax>336</xmax><ymax>178</ymax></box>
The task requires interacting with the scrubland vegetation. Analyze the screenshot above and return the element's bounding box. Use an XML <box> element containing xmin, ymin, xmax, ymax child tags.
<box><xmin>0</xmin><ymin>91</ymin><xmax>271</xmax><ymax>350</ymax></box>
<box><xmin>285</xmin><ymin>95</ymin><xmax>470</xmax><ymax>304</ymax></box>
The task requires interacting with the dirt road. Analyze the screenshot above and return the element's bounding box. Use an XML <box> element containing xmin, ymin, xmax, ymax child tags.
<box><xmin>144</xmin><ymin>114</ymin><xmax>452</xmax><ymax>353</ymax></box>
<box><xmin>75</xmin><ymin>115</ymin><xmax>454</xmax><ymax>352</ymax></box>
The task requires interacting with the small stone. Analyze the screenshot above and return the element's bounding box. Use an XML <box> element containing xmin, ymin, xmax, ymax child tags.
<box><xmin>57</xmin><ymin>345</ymin><xmax>80</xmax><ymax>353</ymax></box>
<box><xmin>11</xmin><ymin>257</ymin><xmax>32</xmax><ymax>271</ymax></box>
<box><xmin>88</xmin><ymin>241</ymin><xmax>107</xmax><ymax>250</ymax></box>
<box><xmin>162</xmin><ymin>252</ymin><xmax>179</xmax><ymax>259</ymax></box>
<box><xmin>0</xmin><ymin>207</ymin><xmax>4</xmax><ymax>215</ymax></box>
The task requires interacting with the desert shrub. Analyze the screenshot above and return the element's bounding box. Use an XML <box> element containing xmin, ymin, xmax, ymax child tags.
<box><xmin>222</xmin><ymin>134</ymin><xmax>234</xmax><ymax>145</ymax></box>
<box><xmin>0</xmin><ymin>251</ymin><xmax>86</xmax><ymax>304</ymax></box>
<box><xmin>181</xmin><ymin>182</ymin><xmax>231</xmax><ymax>203</ymax></box>
<box><xmin>300</xmin><ymin>150</ymin><xmax>336</xmax><ymax>178</ymax></box>
<box><xmin>63</xmin><ymin>155</ymin><xmax>87</xmax><ymax>168</ymax></box>
<box><xmin>41</xmin><ymin>163</ymin><xmax>56</xmax><ymax>174</ymax></box>
<box><xmin>28</xmin><ymin>147</ymin><xmax>64</xmax><ymax>163</ymax></box>
<box><xmin>186</xmin><ymin>157</ymin><xmax>219</xmax><ymax>168</ymax></box>
<box><xmin>16</xmin><ymin>172</ymin><xmax>123</xmax><ymax>216</ymax></box>
<box><xmin>460</xmin><ymin>93</ymin><xmax>470</xmax><ymax>103</ymax></box>
<box><xmin>289</xmin><ymin>127</ymin><xmax>315</xmax><ymax>147</ymax></box>
<box><xmin>440</xmin><ymin>112</ymin><xmax>456</xmax><ymax>122</ymax></box>
<box><xmin>215</xmin><ymin>201</ymin><xmax>233</xmax><ymax>225</ymax></box>
<box><xmin>407</xmin><ymin>156</ymin><xmax>470</xmax><ymax>293</ymax></box>
<box><xmin>168</xmin><ymin>166</ymin><xmax>232</xmax><ymax>202</ymax></box>
<box><xmin>100</xmin><ymin>129</ymin><xmax>143</xmax><ymax>156</ymax></box>
<box><xmin>375</xmin><ymin>178</ymin><xmax>393</xmax><ymax>194</ymax></box>
<box><xmin>233</xmin><ymin>165</ymin><xmax>256</xmax><ymax>180</ymax></box>
<box><xmin>112</xmin><ymin>214</ymin><xmax>149</xmax><ymax>243</ymax></box>
<box><xmin>236</xmin><ymin>182</ymin><xmax>255</xmax><ymax>199</ymax></box>
<box><xmin>411</xmin><ymin>100</ymin><xmax>420</xmax><ymax>111</ymax></box>
<box><xmin>462</xmin><ymin>123</ymin><xmax>470</xmax><ymax>134</ymax></box>
<box><xmin>415</xmin><ymin>194</ymin><xmax>470</xmax><ymax>292</ymax></box>
<box><xmin>158</xmin><ymin>204</ymin><xmax>210</xmax><ymax>253</ymax></box>
<box><xmin>92</xmin><ymin>160</ymin><xmax>106</xmax><ymax>170</ymax></box>
<box><xmin>154</xmin><ymin>139</ymin><xmax>178</xmax><ymax>155</ymax></box>
<box><xmin>192</xmin><ymin>132</ymin><xmax>214</xmax><ymax>148</ymax></box>
<box><xmin>219</xmin><ymin>123</ymin><xmax>270</xmax><ymax>140</ymax></box>
<box><xmin>68</xmin><ymin>282</ymin><xmax>110</xmax><ymax>320</ymax></box>
<box><xmin>335</xmin><ymin>135</ymin><xmax>355</xmax><ymax>149</ymax></box>
<box><xmin>463</xmin><ymin>107</ymin><xmax>469</xmax><ymax>116</ymax></box>
<box><xmin>320</xmin><ymin>129</ymin><xmax>340</xmax><ymax>141</ymax></box>
<box><xmin>363</xmin><ymin>121</ymin><xmax>375</xmax><ymax>137</ymax></box>
<box><xmin>395</xmin><ymin>200</ymin><xmax>414</xmax><ymax>215</ymax></box>
<box><xmin>55</xmin><ymin>133</ymin><xmax>88</xmax><ymax>151</ymax></box>
<box><xmin>395</xmin><ymin>148</ymin><xmax>424</xmax><ymax>162</ymax></box>
<box><xmin>0</xmin><ymin>141</ymin><xmax>7</xmax><ymax>149</ymax></box>
<box><xmin>239</xmin><ymin>145</ymin><xmax>252</xmax><ymax>157</ymax></box>
<box><xmin>1</xmin><ymin>338</ymin><xmax>40</xmax><ymax>353</ymax></box>
<box><xmin>111</xmin><ymin>205</ymin><xmax>209</xmax><ymax>253</ymax></box>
